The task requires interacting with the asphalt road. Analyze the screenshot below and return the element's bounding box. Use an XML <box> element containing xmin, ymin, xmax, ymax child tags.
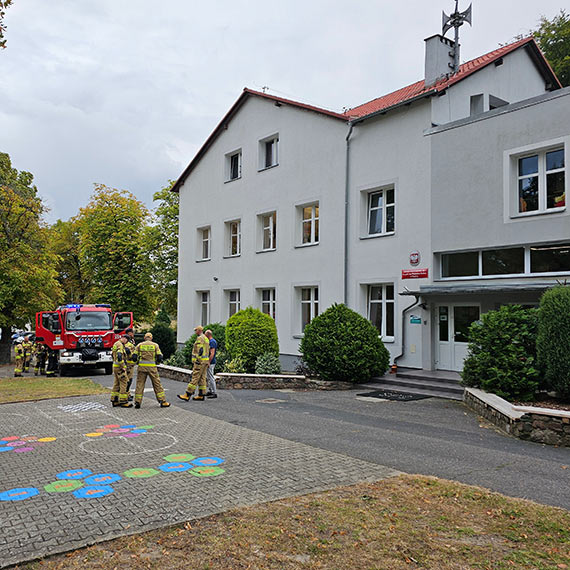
<box><xmin>83</xmin><ymin>369</ymin><xmax>570</xmax><ymax>510</ymax></box>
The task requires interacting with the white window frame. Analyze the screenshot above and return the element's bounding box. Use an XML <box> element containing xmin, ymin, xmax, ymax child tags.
<box><xmin>226</xmin><ymin>219</ymin><xmax>241</xmax><ymax>257</ymax></box>
<box><xmin>367</xmin><ymin>187</ymin><xmax>395</xmax><ymax>237</ymax></box>
<box><xmin>198</xmin><ymin>291</ymin><xmax>210</xmax><ymax>325</ymax></box>
<box><xmin>367</xmin><ymin>284</ymin><xmax>395</xmax><ymax>342</ymax></box>
<box><xmin>259</xmin><ymin>134</ymin><xmax>279</xmax><ymax>170</ymax></box>
<box><xmin>225</xmin><ymin>149</ymin><xmax>242</xmax><ymax>182</ymax></box>
<box><xmin>300</xmin><ymin>286</ymin><xmax>319</xmax><ymax>331</ymax></box>
<box><xmin>197</xmin><ymin>226</ymin><xmax>211</xmax><ymax>261</ymax></box>
<box><xmin>504</xmin><ymin>138</ymin><xmax>567</xmax><ymax>221</ymax></box>
<box><xmin>228</xmin><ymin>289</ymin><xmax>241</xmax><ymax>318</ymax></box>
<box><xmin>260</xmin><ymin>288</ymin><xmax>276</xmax><ymax>320</ymax></box>
<box><xmin>296</xmin><ymin>202</ymin><xmax>319</xmax><ymax>246</ymax></box>
<box><xmin>259</xmin><ymin>211</ymin><xmax>276</xmax><ymax>251</ymax></box>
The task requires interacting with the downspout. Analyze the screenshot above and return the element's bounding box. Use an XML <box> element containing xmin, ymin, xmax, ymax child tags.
<box><xmin>343</xmin><ymin>122</ymin><xmax>354</xmax><ymax>305</ymax></box>
<box><xmin>393</xmin><ymin>293</ymin><xmax>421</xmax><ymax>371</ymax></box>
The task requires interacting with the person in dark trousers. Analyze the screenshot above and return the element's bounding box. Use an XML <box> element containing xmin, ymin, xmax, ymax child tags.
<box><xmin>205</xmin><ymin>329</ymin><xmax>218</xmax><ymax>398</ymax></box>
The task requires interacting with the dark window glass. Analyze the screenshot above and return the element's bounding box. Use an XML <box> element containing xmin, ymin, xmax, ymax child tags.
<box><xmin>386</xmin><ymin>303</ymin><xmax>394</xmax><ymax>337</ymax></box>
<box><xmin>453</xmin><ymin>306</ymin><xmax>480</xmax><ymax>343</ymax></box>
<box><xmin>546</xmin><ymin>172</ymin><xmax>565</xmax><ymax>209</ymax></box>
<box><xmin>230</xmin><ymin>154</ymin><xmax>240</xmax><ymax>179</ymax></box>
<box><xmin>369</xmin><ymin>208</ymin><xmax>382</xmax><ymax>234</ymax></box>
<box><xmin>66</xmin><ymin>311</ymin><xmax>112</xmax><ymax>331</ymax></box>
<box><xmin>482</xmin><ymin>248</ymin><xmax>524</xmax><ymax>275</ymax></box>
<box><xmin>441</xmin><ymin>252</ymin><xmax>478</xmax><ymax>277</ymax></box>
<box><xmin>386</xmin><ymin>204</ymin><xmax>395</xmax><ymax>233</ymax></box>
<box><xmin>519</xmin><ymin>155</ymin><xmax>538</xmax><ymax>176</ymax></box>
<box><xmin>369</xmin><ymin>303</ymin><xmax>382</xmax><ymax>332</ymax></box>
<box><xmin>546</xmin><ymin>149</ymin><xmax>564</xmax><ymax>171</ymax></box>
<box><xmin>530</xmin><ymin>243</ymin><xmax>570</xmax><ymax>273</ymax></box>
<box><xmin>438</xmin><ymin>307</ymin><xmax>448</xmax><ymax>342</ymax></box>
<box><xmin>519</xmin><ymin>176</ymin><xmax>539</xmax><ymax>212</ymax></box>
<box><xmin>265</xmin><ymin>141</ymin><xmax>274</xmax><ymax>168</ymax></box>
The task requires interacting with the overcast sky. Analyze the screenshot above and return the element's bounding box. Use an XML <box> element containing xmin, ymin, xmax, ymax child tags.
<box><xmin>0</xmin><ymin>0</ymin><xmax>565</xmax><ymax>223</ymax></box>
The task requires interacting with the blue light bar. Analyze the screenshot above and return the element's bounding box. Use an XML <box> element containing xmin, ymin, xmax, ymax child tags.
<box><xmin>66</xmin><ymin>304</ymin><xmax>82</xmax><ymax>308</ymax></box>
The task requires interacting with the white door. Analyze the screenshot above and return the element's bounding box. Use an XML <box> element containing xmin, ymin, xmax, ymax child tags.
<box><xmin>436</xmin><ymin>304</ymin><xmax>480</xmax><ymax>371</ymax></box>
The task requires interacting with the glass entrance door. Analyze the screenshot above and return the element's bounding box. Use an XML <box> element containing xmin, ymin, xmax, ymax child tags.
<box><xmin>436</xmin><ymin>304</ymin><xmax>480</xmax><ymax>371</ymax></box>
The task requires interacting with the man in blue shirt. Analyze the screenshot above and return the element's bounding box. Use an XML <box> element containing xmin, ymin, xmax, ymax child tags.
<box><xmin>205</xmin><ymin>329</ymin><xmax>218</xmax><ymax>398</ymax></box>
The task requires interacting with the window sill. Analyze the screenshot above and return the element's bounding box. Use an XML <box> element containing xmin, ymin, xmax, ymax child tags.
<box><xmin>292</xmin><ymin>334</ymin><xmax>304</xmax><ymax>339</ymax></box>
<box><xmin>360</xmin><ymin>231</ymin><xmax>395</xmax><ymax>241</ymax></box>
<box><xmin>224</xmin><ymin>176</ymin><xmax>242</xmax><ymax>184</ymax></box>
<box><xmin>223</xmin><ymin>254</ymin><xmax>241</xmax><ymax>259</ymax></box>
<box><xmin>256</xmin><ymin>248</ymin><xmax>276</xmax><ymax>254</ymax></box>
<box><xmin>195</xmin><ymin>258</ymin><xmax>211</xmax><ymax>263</ymax></box>
<box><xmin>510</xmin><ymin>206</ymin><xmax>566</xmax><ymax>219</ymax></box>
<box><xmin>381</xmin><ymin>337</ymin><xmax>395</xmax><ymax>344</ymax></box>
<box><xmin>294</xmin><ymin>242</ymin><xmax>320</xmax><ymax>249</ymax></box>
<box><xmin>258</xmin><ymin>164</ymin><xmax>279</xmax><ymax>172</ymax></box>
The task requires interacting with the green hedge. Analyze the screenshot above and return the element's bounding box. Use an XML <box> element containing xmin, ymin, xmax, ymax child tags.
<box><xmin>149</xmin><ymin>322</ymin><xmax>177</xmax><ymax>359</ymax></box>
<box><xmin>299</xmin><ymin>303</ymin><xmax>390</xmax><ymax>383</ymax></box>
<box><xmin>537</xmin><ymin>286</ymin><xmax>570</xmax><ymax>399</ymax></box>
<box><xmin>225</xmin><ymin>308</ymin><xmax>279</xmax><ymax>373</ymax></box>
<box><xmin>461</xmin><ymin>305</ymin><xmax>541</xmax><ymax>400</ymax></box>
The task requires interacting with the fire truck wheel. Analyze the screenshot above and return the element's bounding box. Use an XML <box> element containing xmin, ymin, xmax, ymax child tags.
<box><xmin>59</xmin><ymin>365</ymin><xmax>70</xmax><ymax>377</ymax></box>
<box><xmin>103</xmin><ymin>363</ymin><xmax>113</xmax><ymax>375</ymax></box>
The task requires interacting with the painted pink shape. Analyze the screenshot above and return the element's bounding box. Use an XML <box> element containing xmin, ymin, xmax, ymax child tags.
<box><xmin>7</xmin><ymin>441</ymin><xmax>26</xmax><ymax>447</ymax></box>
<box><xmin>122</xmin><ymin>433</ymin><xmax>139</xmax><ymax>438</ymax></box>
<box><xmin>104</xmin><ymin>424</ymin><xmax>120</xmax><ymax>428</ymax></box>
<box><xmin>1</xmin><ymin>436</ymin><xmax>19</xmax><ymax>441</ymax></box>
<box><xmin>13</xmin><ymin>447</ymin><xmax>34</xmax><ymax>453</ymax></box>
<box><xmin>112</xmin><ymin>428</ymin><xmax>130</xmax><ymax>433</ymax></box>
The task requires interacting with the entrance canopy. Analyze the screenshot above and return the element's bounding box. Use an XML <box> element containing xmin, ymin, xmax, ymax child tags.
<box><xmin>400</xmin><ymin>281</ymin><xmax>561</xmax><ymax>297</ymax></box>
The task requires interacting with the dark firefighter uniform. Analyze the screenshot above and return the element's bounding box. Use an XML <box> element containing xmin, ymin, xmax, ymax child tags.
<box><xmin>33</xmin><ymin>342</ymin><xmax>47</xmax><ymax>376</ymax></box>
<box><xmin>14</xmin><ymin>341</ymin><xmax>24</xmax><ymax>377</ymax></box>
<box><xmin>45</xmin><ymin>349</ymin><xmax>58</xmax><ymax>377</ymax></box>
<box><xmin>134</xmin><ymin>332</ymin><xmax>169</xmax><ymax>408</ymax></box>
<box><xmin>177</xmin><ymin>326</ymin><xmax>210</xmax><ymax>401</ymax></box>
<box><xmin>111</xmin><ymin>337</ymin><xmax>132</xmax><ymax>407</ymax></box>
<box><xmin>22</xmin><ymin>337</ymin><xmax>33</xmax><ymax>373</ymax></box>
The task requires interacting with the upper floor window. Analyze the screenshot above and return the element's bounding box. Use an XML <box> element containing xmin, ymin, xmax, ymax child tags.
<box><xmin>261</xmin><ymin>212</ymin><xmax>276</xmax><ymax>251</ymax></box>
<box><xmin>260</xmin><ymin>288</ymin><xmax>276</xmax><ymax>320</ymax></box>
<box><xmin>518</xmin><ymin>147</ymin><xmax>565</xmax><ymax>214</ymax></box>
<box><xmin>199</xmin><ymin>227</ymin><xmax>210</xmax><ymax>261</ymax></box>
<box><xmin>228</xmin><ymin>290</ymin><xmax>241</xmax><ymax>317</ymax></box>
<box><xmin>226</xmin><ymin>220</ymin><xmax>241</xmax><ymax>257</ymax></box>
<box><xmin>301</xmin><ymin>203</ymin><xmax>319</xmax><ymax>245</ymax></box>
<box><xmin>259</xmin><ymin>135</ymin><xmax>279</xmax><ymax>170</ymax></box>
<box><xmin>226</xmin><ymin>150</ymin><xmax>242</xmax><ymax>182</ymax></box>
<box><xmin>368</xmin><ymin>284</ymin><xmax>395</xmax><ymax>341</ymax></box>
<box><xmin>368</xmin><ymin>187</ymin><xmax>395</xmax><ymax>235</ymax></box>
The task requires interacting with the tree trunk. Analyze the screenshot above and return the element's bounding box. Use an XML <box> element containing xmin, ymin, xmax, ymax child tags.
<box><xmin>0</xmin><ymin>327</ymin><xmax>12</xmax><ymax>365</ymax></box>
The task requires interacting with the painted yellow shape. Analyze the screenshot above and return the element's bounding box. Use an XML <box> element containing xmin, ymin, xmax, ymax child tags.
<box><xmin>37</xmin><ymin>437</ymin><xmax>57</xmax><ymax>442</ymax></box>
<box><xmin>84</xmin><ymin>432</ymin><xmax>103</xmax><ymax>438</ymax></box>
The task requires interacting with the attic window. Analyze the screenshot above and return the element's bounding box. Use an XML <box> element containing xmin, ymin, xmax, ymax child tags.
<box><xmin>489</xmin><ymin>95</ymin><xmax>509</xmax><ymax>110</ymax></box>
<box><xmin>494</xmin><ymin>58</ymin><xmax>504</xmax><ymax>67</ymax></box>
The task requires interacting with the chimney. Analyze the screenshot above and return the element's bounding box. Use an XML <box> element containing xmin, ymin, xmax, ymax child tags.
<box><xmin>424</xmin><ymin>34</ymin><xmax>455</xmax><ymax>87</ymax></box>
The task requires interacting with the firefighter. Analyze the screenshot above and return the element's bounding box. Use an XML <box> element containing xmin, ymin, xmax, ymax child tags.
<box><xmin>45</xmin><ymin>348</ymin><xmax>58</xmax><ymax>377</ymax></box>
<box><xmin>133</xmin><ymin>332</ymin><xmax>170</xmax><ymax>408</ymax></box>
<box><xmin>22</xmin><ymin>334</ymin><xmax>33</xmax><ymax>373</ymax></box>
<box><xmin>177</xmin><ymin>325</ymin><xmax>210</xmax><ymax>401</ymax></box>
<box><xmin>124</xmin><ymin>328</ymin><xmax>137</xmax><ymax>401</ymax></box>
<box><xmin>33</xmin><ymin>341</ymin><xmax>47</xmax><ymax>376</ymax></box>
<box><xmin>13</xmin><ymin>338</ymin><xmax>24</xmax><ymax>377</ymax></box>
<box><xmin>111</xmin><ymin>335</ymin><xmax>132</xmax><ymax>407</ymax></box>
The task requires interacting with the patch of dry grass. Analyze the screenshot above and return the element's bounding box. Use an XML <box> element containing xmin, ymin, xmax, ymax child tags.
<box><xmin>17</xmin><ymin>475</ymin><xmax>570</xmax><ymax>569</ymax></box>
<box><xmin>0</xmin><ymin>376</ymin><xmax>109</xmax><ymax>403</ymax></box>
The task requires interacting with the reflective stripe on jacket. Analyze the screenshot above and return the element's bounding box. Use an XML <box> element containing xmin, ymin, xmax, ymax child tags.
<box><xmin>135</xmin><ymin>340</ymin><xmax>162</xmax><ymax>367</ymax></box>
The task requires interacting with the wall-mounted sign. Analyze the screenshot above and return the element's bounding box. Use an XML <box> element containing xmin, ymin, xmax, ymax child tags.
<box><xmin>410</xmin><ymin>315</ymin><xmax>422</xmax><ymax>324</ymax></box>
<box><xmin>409</xmin><ymin>251</ymin><xmax>420</xmax><ymax>266</ymax></box>
<box><xmin>402</xmin><ymin>268</ymin><xmax>428</xmax><ymax>279</ymax></box>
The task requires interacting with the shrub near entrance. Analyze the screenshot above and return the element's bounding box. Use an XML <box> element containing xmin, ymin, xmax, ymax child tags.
<box><xmin>461</xmin><ymin>305</ymin><xmax>541</xmax><ymax>401</ymax></box>
<box><xmin>300</xmin><ymin>304</ymin><xmax>390</xmax><ymax>383</ymax></box>
<box><xmin>537</xmin><ymin>286</ymin><xmax>570</xmax><ymax>399</ymax></box>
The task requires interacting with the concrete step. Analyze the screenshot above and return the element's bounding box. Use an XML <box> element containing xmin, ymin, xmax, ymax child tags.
<box><xmin>365</xmin><ymin>372</ymin><xmax>465</xmax><ymax>401</ymax></box>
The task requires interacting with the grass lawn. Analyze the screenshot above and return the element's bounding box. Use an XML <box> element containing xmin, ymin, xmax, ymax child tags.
<box><xmin>0</xmin><ymin>376</ymin><xmax>109</xmax><ymax>403</ymax></box>
<box><xmin>19</xmin><ymin>475</ymin><xmax>570</xmax><ymax>569</ymax></box>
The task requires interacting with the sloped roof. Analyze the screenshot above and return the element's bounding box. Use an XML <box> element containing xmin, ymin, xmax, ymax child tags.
<box><xmin>345</xmin><ymin>37</ymin><xmax>561</xmax><ymax>120</ymax></box>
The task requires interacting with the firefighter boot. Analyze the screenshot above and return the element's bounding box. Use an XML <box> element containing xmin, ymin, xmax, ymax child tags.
<box><xmin>177</xmin><ymin>392</ymin><xmax>192</xmax><ymax>401</ymax></box>
<box><xmin>159</xmin><ymin>400</ymin><xmax>171</xmax><ymax>407</ymax></box>
<box><xmin>192</xmin><ymin>390</ymin><xmax>206</xmax><ymax>401</ymax></box>
<box><xmin>119</xmin><ymin>402</ymin><xmax>133</xmax><ymax>408</ymax></box>
<box><xmin>134</xmin><ymin>402</ymin><xmax>141</xmax><ymax>409</ymax></box>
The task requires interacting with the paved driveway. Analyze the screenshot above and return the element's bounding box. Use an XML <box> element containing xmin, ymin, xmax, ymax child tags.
<box><xmin>0</xmin><ymin>394</ymin><xmax>396</xmax><ymax>568</ymax></box>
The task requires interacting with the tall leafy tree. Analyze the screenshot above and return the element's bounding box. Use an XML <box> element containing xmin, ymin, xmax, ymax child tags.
<box><xmin>533</xmin><ymin>10</ymin><xmax>570</xmax><ymax>87</ymax></box>
<box><xmin>50</xmin><ymin>218</ymin><xmax>92</xmax><ymax>304</ymax></box>
<box><xmin>0</xmin><ymin>152</ymin><xmax>62</xmax><ymax>364</ymax></box>
<box><xmin>76</xmin><ymin>184</ymin><xmax>153</xmax><ymax>321</ymax></box>
<box><xmin>145</xmin><ymin>180</ymin><xmax>179</xmax><ymax>316</ymax></box>
<box><xmin>0</xmin><ymin>0</ymin><xmax>13</xmax><ymax>50</ymax></box>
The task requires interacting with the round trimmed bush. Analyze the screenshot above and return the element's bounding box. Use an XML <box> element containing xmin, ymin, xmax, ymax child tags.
<box><xmin>149</xmin><ymin>322</ymin><xmax>177</xmax><ymax>359</ymax></box>
<box><xmin>225</xmin><ymin>307</ymin><xmax>279</xmax><ymax>373</ymax></box>
<box><xmin>255</xmin><ymin>352</ymin><xmax>282</xmax><ymax>375</ymax></box>
<box><xmin>299</xmin><ymin>303</ymin><xmax>390</xmax><ymax>383</ymax></box>
<box><xmin>461</xmin><ymin>305</ymin><xmax>541</xmax><ymax>400</ymax></box>
<box><xmin>537</xmin><ymin>286</ymin><xmax>570</xmax><ymax>399</ymax></box>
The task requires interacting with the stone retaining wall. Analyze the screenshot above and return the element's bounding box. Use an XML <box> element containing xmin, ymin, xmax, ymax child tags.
<box><xmin>158</xmin><ymin>365</ymin><xmax>354</xmax><ymax>391</ymax></box>
<box><xmin>464</xmin><ymin>388</ymin><xmax>570</xmax><ymax>447</ymax></box>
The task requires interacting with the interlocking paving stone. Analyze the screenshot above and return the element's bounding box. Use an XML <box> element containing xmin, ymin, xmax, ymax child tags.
<box><xmin>0</xmin><ymin>395</ymin><xmax>398</xmax><ymax>567</ymax></box>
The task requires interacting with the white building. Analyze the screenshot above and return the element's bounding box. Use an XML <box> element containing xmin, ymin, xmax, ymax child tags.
<box><xmin>173</xmin><ymin>34</ymin><xmax>568</xmax><ymax>374</ymax></box>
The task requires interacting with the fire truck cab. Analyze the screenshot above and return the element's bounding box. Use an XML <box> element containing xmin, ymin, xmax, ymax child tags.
<box><xmin>35</xmin><ymin>304</ymin><xmax>133</xmax><ymax>375</ymax></box>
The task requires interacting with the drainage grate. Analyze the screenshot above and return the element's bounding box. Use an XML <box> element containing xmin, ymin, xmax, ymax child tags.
<box><xmin>356</xmin><ymin>390</ymin><xmax>431</xmax><ymax>402</ymax></box>
<box><xmin>255</xmin><ymin>398</ymin><xmax>287</xmax><ymax>404</ymax></box>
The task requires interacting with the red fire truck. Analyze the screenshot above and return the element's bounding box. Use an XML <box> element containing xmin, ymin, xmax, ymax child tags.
<box><xmin>35</xmin><ymin>304</ymin><xmax>133</xmax><ymax>375</ymax></box>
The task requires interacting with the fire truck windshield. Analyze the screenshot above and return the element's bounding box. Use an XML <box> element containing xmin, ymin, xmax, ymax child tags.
<box><xmin>65</xmin><ymin>311</ymin><xmax>112</xmax><ymax>331</ymax></box>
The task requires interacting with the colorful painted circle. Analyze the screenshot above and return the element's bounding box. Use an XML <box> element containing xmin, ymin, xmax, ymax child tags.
<box><xmin>0</xmin><ymin>441</ymin><xmax>8</xmax><ymax>446</ymax></box>
<box><xmin>44</xmin><ymin>480</ymin><xmax>83</xmax><ymax>493</ymax></box>
<box><xmin>189</xmin><ymin>466</ymin><xmax>225</xmax><ymax>477</ymax></box>
<box><xmin>56</xmin><ymin>469</ymin><xmax>93</xmax><ymax>480</ymax></box>
<box><xmin>192</xmin><ymin>457</ymin><xmax>224</xmax><ymax>466</ymax></box>
<box><xmin>73</xmin><ymin>485</ymin><xmax>114</xmax><ymax>499</ymax></box>
<box><xmin>37</xmin><ymin>437</ymin><xmax>56</xmax><ymax>442</ymax></box>
<box><xmin>163</xmin><ymin>453</ymin><xmax>196</xmax><ymax>462</ymax></box>
<box><xmin>122</xmin><ymin>433</ymin><xmax>139</xmax><ymax>438</ymax></box>
<box><xmin>111</xmin><ymin>428</ymin><xmax>130</xmax><ymax>433</ymax></box>
<box><xmin>158</xmin><ymin>462</ymin><xmax>193</xmax><ymax>473</ymax></box>
<box><xmin>0</xmin><ymin>487</ymin><xmax>40</xmax><ymax>501</ymax></box>
<box><xmin>83</xmin><ymin>473</ymin><xmax>121</xmax><ymax>485</ymax></box>
<box><xmin>13</xmin><ymin>447</ymin><xmax>34</xmax><ymax>453</ymax></box>
<box><xmin>124</xmin><ymin>468</ymin><xmax>160</xmax><ymax>479</ymax></box>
